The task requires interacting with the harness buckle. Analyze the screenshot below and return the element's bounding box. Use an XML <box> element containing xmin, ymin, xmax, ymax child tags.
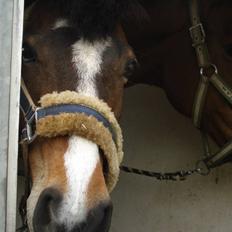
<box><xmin>196</xmin><ymin>160</ymin><xmax>211</xmax><ymax>176</ymax></box>
<box><xmin>189</xmin><ymin>23</ymin><xmax>206</xmax><ymax>47</ymax></box>
<box><xmin>200</xmin><ymin>63</ymin><xmax>218</xmax><ymax>84</ymax></box>
<box><xmin>21</xmin><ymin>109</ymin><xmax>38</xmax><ymax>144</ymax></box>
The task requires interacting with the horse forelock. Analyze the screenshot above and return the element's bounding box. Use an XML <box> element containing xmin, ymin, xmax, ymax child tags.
<box><xmin>63</xmin><ymin>0</ymin><xmax>145</xmax><ymax>41</ymax></box>
<box><xmin>26</xmin><ymin>0</ymin><xmax>145</xmax><ymax>41</ymax></box>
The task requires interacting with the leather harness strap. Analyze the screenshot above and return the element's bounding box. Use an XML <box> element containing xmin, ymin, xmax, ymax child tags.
<box><xmin>190</xmin><ymin>0</ymin><xmax>211</xmax><ymax>128</ymax></box>
<box><xmin>189</xmin><ymin>0</ymin><xmax>210</xmax><ymax>68</ymax></box>
<box><xmin>20</xmin><ymin>79</ymin><xmax>36</xmax><ymax>121</ymax></box>
<box><xmin>190</xmin><ymin>0</ymin><xmax>232</xmax><ymax>127</ymax></box>
<box><xmin>189</xmin><ymin>0</ymin><xmax>232</xmax><ymax>167</ymax></box>
<box><xmin>210</xmin><ymin>73</ymin><xmax>232</xmax><ymax>104</ymax></box>
<box><xmin>20</xmin><ymin>80</ymin><xmax>37</xmax><ymax>143</ymax></box>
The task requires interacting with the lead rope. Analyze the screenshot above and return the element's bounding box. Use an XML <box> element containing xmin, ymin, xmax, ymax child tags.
<box><xmin>120</xmin><ymin>153</ymin><xmax>211</xmax><ymax>181</ymax></box>
<box><xmin>120</xmin><ymin>165</ymin><xmax>204</xmax><ymax>181</ymax></box>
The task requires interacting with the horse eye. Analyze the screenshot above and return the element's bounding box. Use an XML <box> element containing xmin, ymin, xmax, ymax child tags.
<box><xmin>124</xmin><ymin>59</ymin><xmax>138</xmax><ymax>77</ymax></box>
<box><xmin>22</xmin><ymin>42</ymin><xmax>37</xmax><ymax>63</ymax></box>
<box><xmin>224</xmin><ymin>44</ymin><xmax>232</xmax><ymax>58</ymax></box>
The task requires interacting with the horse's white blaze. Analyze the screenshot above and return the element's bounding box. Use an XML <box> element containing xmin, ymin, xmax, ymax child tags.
<box><xmin>28</xmin><ymin>38</ymin><xmax>111</xmax><ymax>230</ymax></box>
<box><xmin>72</xmin><ymin>38</ymin><xmax>111</xmax><ymax>97</ymax></box>
<box><xmin>57</xmin><ymin>136</ymin><xmax>100</xmax><ymax>229</ymax></box>
<box><xmin>53</xmin><ymin>19</ymin><xmax>69</xmax><ymax>29</ymax></box>
<box><xmin>52</xmin><ymin>39</ymin><xmax>111</xmax><ymax>229</ymax></box>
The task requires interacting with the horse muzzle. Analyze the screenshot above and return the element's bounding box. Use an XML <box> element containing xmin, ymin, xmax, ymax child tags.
<box><xmin>33</xmin><ymin>188</ymin><xmax>113</xmax><ymax>232</ymax></box>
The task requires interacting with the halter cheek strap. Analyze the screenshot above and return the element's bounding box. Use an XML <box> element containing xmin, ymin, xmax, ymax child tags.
<box><xmin>190</xmin><ymin>0</ymin><xmax>232</xmax><ymax>167</ymax></box>
<box><xmin>20</xmin><ymin>80</ymin><xmax>37</xmax><ymax>143</ymax></box>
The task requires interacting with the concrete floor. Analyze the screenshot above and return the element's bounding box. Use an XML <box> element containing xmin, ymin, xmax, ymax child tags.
<box><xmin>110</xmin><ymin>85</ymin><xmax>232</xmax><ymax>232</ymax></box>
<box><xmin>17</xmin><ymin>85</ymin><xmax>232</xmax><ymax>232</ymax></box>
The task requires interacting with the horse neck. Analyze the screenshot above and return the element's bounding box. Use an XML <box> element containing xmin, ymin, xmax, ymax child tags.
<box><xmin>123</xmin><ymin>0</ymin><xmax>190</xmax><ymax>85</ymax></box>
<box><xmin>127</xmin><ymin>1</ymin><xmax>189</xmax><ymax>47</ymax></box>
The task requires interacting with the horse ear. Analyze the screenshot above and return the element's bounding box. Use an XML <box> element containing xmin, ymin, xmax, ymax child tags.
<box><xmin>66</xmin><ymin>0</ymin><xmax>142</xmax><ymax>41</ymax></box>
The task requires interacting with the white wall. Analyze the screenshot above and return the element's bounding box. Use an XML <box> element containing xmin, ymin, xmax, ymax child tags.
<box><xmin>111</xmin><ymin>85</ymin><xmax>232</xmax><ymax>232</ymax></box>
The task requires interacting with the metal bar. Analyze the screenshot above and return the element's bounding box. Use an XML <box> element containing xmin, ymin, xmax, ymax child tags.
<box><xmin>6</xmin><ymin>0</ymin><xmax>24</xmax><ymax>231</ymax></box>
<box><xmin>0</xmin><ymin>0</ymin><xmax>24</xmax><ymax>231</ymax></box>
<box><xmin>0</xmin><ymin>1</ymin><xmax>14</xmax><ymax>230</ymax></box>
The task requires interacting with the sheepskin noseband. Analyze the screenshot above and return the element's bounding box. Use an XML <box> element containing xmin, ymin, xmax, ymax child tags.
<box><xmin>36</xmin><ymin>91</ymin><xmax>123</xmax><ymax>192</ymax></box>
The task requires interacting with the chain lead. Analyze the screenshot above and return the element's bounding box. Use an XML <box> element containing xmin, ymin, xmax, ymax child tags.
<box><xmin>120</xmin><ymin>165</ymin><xmax>205</xmax><ymax>181</ymax></box>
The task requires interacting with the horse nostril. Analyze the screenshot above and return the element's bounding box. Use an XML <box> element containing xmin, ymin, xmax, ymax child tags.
<box><xmin>125</xmin><ymin>58</ymin><xmax>139</xmax><ymax>77</ymax></box>
<box><xmin>82</xmin><ymin>201</ymin><xmax>113</xmax><ymax>232</ymax></box>
<box><xmin>33</xmin><ymin>187</ymin><xmax>62</xmax><ymax>232</ymax></box>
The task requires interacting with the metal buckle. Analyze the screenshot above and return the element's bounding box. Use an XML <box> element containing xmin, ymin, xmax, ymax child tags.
<box><xmin>22</xmin><ymin>109</ymin><xmax>38</xmax><ymax>143</ymax></box>
<box><xmin>196</xmin><ymin>160</ymin><xmax>211</xmax><ymax>176</ymax></box>
<box><xmin>189</xmin><ymin>23</ymin><xmax>206</xmax><ymax>47</ymax></box>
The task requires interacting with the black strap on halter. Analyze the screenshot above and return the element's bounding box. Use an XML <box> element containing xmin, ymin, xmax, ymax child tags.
<box><xmin>36</xmin><ymin>104</ymin><xmax>117</xmax><ymax>143</ymax></box>
<box><xmin>20</xmin><ymin>87</ymin><xmax>35</xmax><ymax>122</ymax></box>
<box><xmin>20</xmin><ymin>85</ymin><xmax>116</xmax><ymax>145</ymax></box>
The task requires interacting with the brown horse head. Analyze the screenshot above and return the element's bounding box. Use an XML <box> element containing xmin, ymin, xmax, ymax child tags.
<box><xmin>22</xmin><ymin>0</ymin><xmax>138</xmax><ymax>231</ymax></box>
<box><xmin>125</xmin><ymin>0</ymin><xmax>232</xmax><ymax>146</ymax></box>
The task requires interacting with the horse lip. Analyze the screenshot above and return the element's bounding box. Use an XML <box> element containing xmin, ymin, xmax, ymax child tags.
<box><xmin>37</xmin><ymin>201</ymin><xmax>113</xmax><ymax>232</ymax></box>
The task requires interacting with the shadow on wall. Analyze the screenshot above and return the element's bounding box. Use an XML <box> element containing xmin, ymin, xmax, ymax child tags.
<box><xmin>111</xmin><ymin>85</ymin><xmax>232</xmax><ymax>232</ymax></box>
<box><xmin>17</xmin><ymin>85</ymin><xmax>232</xmax><ymax>232</ymax></box>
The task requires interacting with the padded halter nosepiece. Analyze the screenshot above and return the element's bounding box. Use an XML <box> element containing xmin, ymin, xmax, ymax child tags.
<box><xmin>21</xmin><ymin>88</ymin><xmax>123</xmax><ymax>192</ymax></box>
<box><xmin>36</xmin><ymin>91</ymin><xmax>123</xmax><ymax>192</ymax></box>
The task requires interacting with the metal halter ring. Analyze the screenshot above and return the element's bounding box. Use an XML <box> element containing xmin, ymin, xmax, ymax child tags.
<box><xmin>22</xmin><ymin>109</ymin><xmax>38</xmax><ymax>144</ymax></box>
<box><xmin>200</xmin><ymin>63</ymin><xmax>218</xmax><ymax>78</ymax></box>
<box><xmin>196</xmin><ymin>160</ymin><xmax>211</xmax><ymax>176</ymax></box>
